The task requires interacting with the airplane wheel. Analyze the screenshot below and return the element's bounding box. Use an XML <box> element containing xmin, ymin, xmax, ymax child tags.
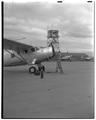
<box><xmin>29</xmin><ymin>66</ymin><xmax>36</xmax><ymax>74</ymax></box>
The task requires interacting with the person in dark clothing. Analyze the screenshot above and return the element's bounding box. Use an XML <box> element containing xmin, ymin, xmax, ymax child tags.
<box><xmin>38</xmin><ymin>65</ymin><xmax>45</xmax><ymax>79</ymax></box>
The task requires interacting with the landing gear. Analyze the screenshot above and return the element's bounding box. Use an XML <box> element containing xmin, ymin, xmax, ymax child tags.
<box><xmin>29</xmin><ymin>66</ymin><xmax>36</xmax><ymax>74</ymax></box>
<box><xmin>29</xmin><ymin>64</ymin><xmax>45</xmax><ymax>78</ymax></box>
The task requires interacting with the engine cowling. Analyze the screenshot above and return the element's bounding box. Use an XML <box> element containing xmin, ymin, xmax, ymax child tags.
<box><xmin>31</xmin><ymin>46</ymin><xmax>55</xmax><ymax>64</ymax></box>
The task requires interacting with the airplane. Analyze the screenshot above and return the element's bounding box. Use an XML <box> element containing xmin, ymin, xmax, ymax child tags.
<box><xmin>61</xmin><ymin>55</ymin><xmax>72</xmax><ymax>62</ymax></box>
<box><xmin>3</xmin><ymin>38</ymin><xmax>56</xmax><ymax>74</ymax></box>
<box><xmin>80</xmin><ymin>55</ymin><xmax>93</xmax><ymax>61</ymax></box>
<box><xmin>83</xmin><ymin>56</ymin><xmax>93</xmax><ymax>61</ymax></box>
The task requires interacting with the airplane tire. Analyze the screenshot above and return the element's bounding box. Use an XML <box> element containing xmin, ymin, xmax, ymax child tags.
<box><xmin>29</xmin><ymin>66</ymin><xmax>36</xmax><ymax>74</ymax></box>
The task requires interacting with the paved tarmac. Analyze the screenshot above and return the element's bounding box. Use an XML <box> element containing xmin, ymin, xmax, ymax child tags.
<box><xmin>3</xmin><ymin>62</ymin><xmax>94</xmax><ymax>118</ymax></box>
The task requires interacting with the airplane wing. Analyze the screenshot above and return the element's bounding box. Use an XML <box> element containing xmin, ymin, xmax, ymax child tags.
<box><xmin>3</xmin><ymin>38</ymin><xmax>36</xmax><ymax>52</ymax></box>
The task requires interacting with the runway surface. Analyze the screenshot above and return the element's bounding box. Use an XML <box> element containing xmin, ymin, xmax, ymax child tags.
<box><xmin>3</xmin><ymin>62</ymin><xmax>94</xmax><ymax>118</ymax></box>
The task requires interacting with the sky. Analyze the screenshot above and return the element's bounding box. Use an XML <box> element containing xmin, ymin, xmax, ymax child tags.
<box><xmin>4</xmin><ymin>2</ymin><xmax>94</xmax><ymax>55</ymax></box>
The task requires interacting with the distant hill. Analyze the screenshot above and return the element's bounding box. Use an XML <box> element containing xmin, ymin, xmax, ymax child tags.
<box><xmin>61</xmin><ymin>52</ymin><xmax>88</xmax><ymax>58</ymax></box>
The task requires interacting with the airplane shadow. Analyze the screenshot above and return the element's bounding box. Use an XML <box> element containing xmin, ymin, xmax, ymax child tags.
<box><xmin>45</xmin><ymin>71</ymin><xmax>65</xmax><ymax>75</ymax></box>
<box><xmin>4</xmin><ymin>69</ymin><xmax>71</xmax><ymax>76</ymax></box>
<box><xmin>3</xmin><ymin>69</ymin><xmax>28</xmax><ymax>74</ymax></box>
<box><xmin>4</xmin><ymin>69</ymin><xmax>69</xmax><ymax>75</ymax></box>
<box><xmin>45</xmin><ymin>70</ymin><xmax>76</xmax><ymax>75</ymax></box>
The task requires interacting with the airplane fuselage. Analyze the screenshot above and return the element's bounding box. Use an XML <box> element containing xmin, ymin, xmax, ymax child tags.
<box><xmin>4</xmin><ymin>46</ymin><xmax>54</xmax><ymax>67</ymax></box>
